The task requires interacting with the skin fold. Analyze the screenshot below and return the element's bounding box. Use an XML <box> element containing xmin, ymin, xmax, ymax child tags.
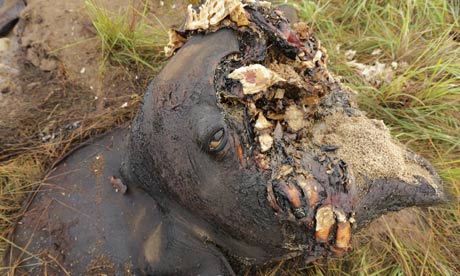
<box><xmin>0</xmin><ymin>0</ymin><xmax>25</xmax><ymax>36</ymax></box>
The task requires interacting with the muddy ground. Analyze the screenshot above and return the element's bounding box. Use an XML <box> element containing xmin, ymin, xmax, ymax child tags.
<box><xmin>0</xmin><ymin>0</ymin><xmax>186</xmax><ymax>270</ymax></box>
<box><xmin>0</xmin><ymin>0</ymin><xmax>187</xmax><ymax>158</ymax></box>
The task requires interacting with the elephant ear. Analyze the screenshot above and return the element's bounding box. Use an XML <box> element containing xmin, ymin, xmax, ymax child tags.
<box><xmin>311</xmin><ymin>109</ymin><xmax>446</xmax><ymax>230</ymax></box>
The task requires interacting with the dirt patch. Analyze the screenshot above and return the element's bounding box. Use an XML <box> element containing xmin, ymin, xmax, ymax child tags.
<box><xmin>0</xmin><ymin>0</ymin><xmax>190</xmax><ymax>160</ymax></box>
<box><xmin>19</xmin><ymin>0</ymin><xmax>186</xmax><ymax>87</ymax></box>
<box><xmin>314</xmin><ymin>112</ymin><xmax>437</xmax><ymax>192</ymax></box>
<box><xmin>0</xmin><ymin>0</ymin><xmax>188</xmax><ymax>262</ymax></box>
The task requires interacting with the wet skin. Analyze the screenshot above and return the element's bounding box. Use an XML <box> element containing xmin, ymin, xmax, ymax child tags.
<box><xmin>5</xmin><ymin>29</ymin><xmax>444</xmax><ymax>275</ymax></box>
<box><xmin>8</xmin><ymin>129</ymin><xmax>234</xmax><ymax>275</ymax></box>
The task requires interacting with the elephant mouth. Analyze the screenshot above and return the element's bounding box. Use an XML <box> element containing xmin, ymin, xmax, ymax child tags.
<box><xmin>165</xmin><ymin>0</ymin><xmax>445</xmax><ymax>259</ymax></box>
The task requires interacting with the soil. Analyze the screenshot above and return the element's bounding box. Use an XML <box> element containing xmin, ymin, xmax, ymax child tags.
<box><xmin>0</xmin><ymin>0</ymin><xmax>188</xmax><ymax>160</ymax></box>
<box><xmin>314</xmin><ymin>112</ymin><xmax>437</xmax><ymax>191</ymax></box>
<box><xmin>0</xmin><ymin>0</ymin><xmax>188</xmax><ymax>268</ymax></box>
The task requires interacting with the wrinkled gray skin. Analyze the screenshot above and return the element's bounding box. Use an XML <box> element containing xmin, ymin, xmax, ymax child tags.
<box><xmin>0</xmin><ymin>0</ymin><xmax>25</xmax><ymax>36</ymax></box>
<box><xmin>5</xmin><ymin>29</ymin><xmax>444</xmax><ymax>275</ymax></box>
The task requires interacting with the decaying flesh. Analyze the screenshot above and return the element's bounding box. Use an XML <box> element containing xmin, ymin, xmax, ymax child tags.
<box><xmin>166</xmin><ymin>0</ymin><xmax>443</xmax><ymax>261</ymax></box>
<box><xmin>168</xmin><ymin>0</ymin><xmax>354</xmax><ymax>257</ymax></box>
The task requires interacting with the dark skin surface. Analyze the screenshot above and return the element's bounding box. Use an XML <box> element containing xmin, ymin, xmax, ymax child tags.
<box><xmin>5</xmin><ymin>27</ymin><xmax>445</xmax><ymax>276</ymax></box>
<box><xmin>0</xmin><ymin>0</ymin><xmax>25</xmax><ymax>36</ymax></box>
<box><xmin>8</xmin><ymin>129</ymin><xmax>234</xmax><ymax>275</ymax></box>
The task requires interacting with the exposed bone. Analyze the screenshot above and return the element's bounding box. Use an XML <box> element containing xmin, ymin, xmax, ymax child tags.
<box><xmin>228</xmin><ymin>64</ymin><xmax>285</xmax><ymax>95</ymax></box>
<box><xmin>270</xmin><ymin>62</ymin><xmax>304</xmax><ymax>88</ymax></box>
<box><xmin>334</xmin><ymin>221</ymin><xmax>351</xmax><ymax>250</ymax></box>
<box><xmin>274</xmin><ymin>88</ymin><xmax>285</xmax><ymax>99</ymax></box>
<box><xmin>266</xmin><ymin>113</ymin><xmax>284</xmax><ymax>121</ymax></box>
<box><xmin>185</xmin><ymin>4</ymin><xmax>209</xmax><ymax>30</ymax></box>
<box><xmin>313</xmin><ymin>50</ymin><xmax>323</xmax><ymax>63</ymax></box>
<box><xmin>229</xmin><ymin>2</ymin><xmax>249</xmax><ymax>26</ymax></box>
<box><xmin>334</xmin><ymin>209</ymin><xmax>347</xmax><ymax>222</ymax></box>
<box><xmin>276</xmin><ymin>164</ymin><xmax>293</xmax><ymax>179</ymax></box>
<box><xmin>192</xmin><ymin>0</ymin><xmax>442</xmax><ymax>260</ymax></box>
<box><xmin>315</xmin><ymin>205</ymin><xmax>335</xmax><ymax>243</ymax></box>
<box><xmin>184</xmin><ymin>0</ymin><xmax>249</xmax><ymax>31</ymax></box>
<box><xmin>301</xmin><ymin>60</ymin><xmax>315</xmax><ymax>70</ymax></box>
<box><xmin>346</xmin><ymin>60</ymin><xmax>395</xmax><ymax>86</ymax></box>
<box><xmin>344</xmin><ymin>49</ymin><xmax>356</xmax><ymax>60</ymax></box>
<box><xmin>245</xmin><ymin>0</ymin><xmax>271</xmax><ymax>8</ymax></box>
<box><xmin>258</xmin><ymin>133</ymin><xmax>273</xmax><ymax>152</ymax></box>
<box><xmin>164</xmin><ymin>29</ymin><xmax>187</xmax><ymax>57</ymax></box>
<box><xmin>285</xmin><ymin>105</ymin><xmax>304</xmax><ymax>131</ymax></box>
<box><xmin>247</xmin><ymin>102</ymin><xmax>258</xmax><ymax>116</ymax></box>
<box><xmin>255</xmin><ymin>112</ymin><xmax>273</xmax><ymax>130</ymax></box>
<box><xmin>273</xmin><ymin>122</ymin><xmax>283</xmax><ymax>141</ymax></box>
<box><xmin>207</xmin><ymin>0</ymin><xmax>227</xmax><ymax>26</ymax></box>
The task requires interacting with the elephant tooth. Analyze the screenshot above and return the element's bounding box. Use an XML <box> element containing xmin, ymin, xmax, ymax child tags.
<box><xmin>278</xmin><ymin>181</ymin><xmax>302</xmax><ymax>208</ymax></box>
<box><xmin>334</xmin><ymin>221</ymin><xmax>351</xmax><ymax>250</ymax></box>
<box><xmin>315</xmin><ymin>205</ymin><xmax>335</xmax><ymax>243</ymax></box>
<box><xmin>228</xmin><ymin>64</ymin><xmax>285</xmax><ymax>95</ymax></box>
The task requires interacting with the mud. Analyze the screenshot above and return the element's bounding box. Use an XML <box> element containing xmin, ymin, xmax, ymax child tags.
<box><xmin>315</xmin><ymin>112</ymin><xmax>439</xmax><ymax>194</ymax></box>
<box><xmin>0</xmin><ymin>0</ymin><xmax>189</xmax><ymax>159</ymax></box>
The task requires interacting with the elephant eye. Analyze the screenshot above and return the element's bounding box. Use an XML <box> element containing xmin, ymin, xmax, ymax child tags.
<box><xmin>208</xmin><ymin>128</ymin><xmax>227</xmax><ymax>152</ymax></box>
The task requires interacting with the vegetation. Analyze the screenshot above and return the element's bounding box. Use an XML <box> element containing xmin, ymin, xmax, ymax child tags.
<box><xmin>1</xmin><ymin>0</ymin><xmax>459</xmax><ymax>275</ymax></box>
<box><xmin>265</xmin><ymin>0</ymin><xmax>460</xmax><ymax>275</ymax></box>
<box><xmin>85</xmin><ymin>0</ymin><xmax>169</xmax><ymax>70</ymax></box>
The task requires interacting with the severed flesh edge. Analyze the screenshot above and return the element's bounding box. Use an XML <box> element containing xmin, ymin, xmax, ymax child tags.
<box><xmin>165</xmin><ymin>0</ymin><xmax>441</xmax><ymax>260</ymax></box>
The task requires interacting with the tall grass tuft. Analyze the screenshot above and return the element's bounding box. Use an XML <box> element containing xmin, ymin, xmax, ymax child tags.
<box><xmin>85</xmin><ymin>0</ymin><xmax>169</xmax><ymax>71</ymax></box>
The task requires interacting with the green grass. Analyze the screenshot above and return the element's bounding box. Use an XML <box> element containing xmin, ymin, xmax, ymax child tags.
<box><xmin>1</xmin><ymin>0</ymin><xmax>459</xmax><ymax>275</ymax></box>
<box><xmin>85</xmin><ymin>0</ymin><xmax>169</xmax><ymax>71</ymax></box>
<box><xmin>284</xmin><ymin>0</ymin><xmax>460</xmax><ymax>275</ymax></box>
<box><xmin>0</xmin><ymin>0</ymin><xmax>168</xmax><ymax>264</ymax></box>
